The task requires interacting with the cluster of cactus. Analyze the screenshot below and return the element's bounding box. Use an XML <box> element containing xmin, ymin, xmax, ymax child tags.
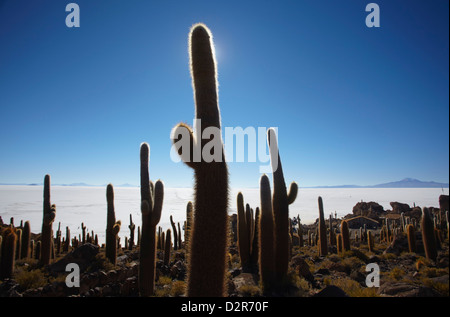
<box><xmin>236</xmin><ymin>193</ymin><xmax>260</xmax><ymax>272</ymax></box>
<box><xmin>169</xmin><ymin>215</ymin><xmax>183</xmax><ymax>251</ymax></box>
<box><xmin>258</xmin><ymin>128</ymin><xmax>298</xmax><ymax>292</ymax></box>
<box><xmin>170</xmin><ymin>24</ymin><xmax>229</xmax><ymax>297</ymax></box>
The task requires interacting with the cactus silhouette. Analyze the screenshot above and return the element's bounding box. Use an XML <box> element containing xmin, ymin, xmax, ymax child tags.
<box><xmin>106</xmin><ymin>184</ymin><xmax>121</xmax><ymax>265</ymax></box>
<box><xmin>341</xmin><ymin>220</ymin><xmax>351</xmax><ymax>251</ymax></box>
<box><xmin>164</xmin><ymin>229</ymin><xmax>172</xmax><ymax>266</ymax></box>
<box><xmin>259</xmin><ymin>174</ymin><xmax>275</xmax><ymax>293</ymax></box>
<box><xmin>40</xmin><ymin>174</ymin><xmax>56</xmax><ymax>265</ymax></box>
<box><xmin>266</xmin><ymin>128</ymin><xmax>298</xmax><ymax>287</ymax></box>
<box><xmin>237</xmin><ymin>192</ymin><xmax>251</xmax><ymax>271</ymax></box>
<box><xmin>0</xmin><ymin>227</ymin><xmax>17</xmax><ymax>279</ymax></box>
<box><xmin>21</xmin><ymin>221</ymin><xmax>31</xmax><ymax>259</ymax></box>
<box><xmin>139</xmin><ymin>142</ymin><xmax>164</xmax><ymax>297</ymax></box>
<box><xmin>170</xmin><ymin>215</ymin><xmax>178</xmax><ymax>250</ymax></box>
<box><xmin>170</xmin><ymin>23</ymin><xmax>229</xmax><ymax>297</ymax></box>
<box><xmin>318</xmin><ymin>197</ymin><xmax>328</xmax><ymax>256</ymax></box>
<box><xmin>129</xmin><ymin>214</ymin><xmax>136</xmax><ymax>250</ymax></box>
<box><xmin>421</xmin><ymin>208</ymin><xmax>437</xmax><ymax>261</ymax></box>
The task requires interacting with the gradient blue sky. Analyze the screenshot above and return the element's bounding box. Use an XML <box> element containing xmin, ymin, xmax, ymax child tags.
<box><xmin>0</xmin><ymin>0</ymin><xmax>448</xmax><ymax>188</ymax></box>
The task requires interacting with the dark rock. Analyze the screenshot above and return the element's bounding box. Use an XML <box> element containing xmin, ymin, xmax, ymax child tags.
<box><xmin>384</xmin><ymin>234</ymin><xmax>409</xmax><ymax>256</ymax></box>
<box><xmin>352</xmin><ymin>201</ymin><xmax>385</xmax><ymax>219</ymax></box>
<box><xmin>313</xmin><ymin>285</ymin><xmax>349</xmax><ymax>297</ymax></box>
<box><xmin>315</xmin><ymin>268</ymin><xmax>331</xmax><ymax>276</ymax></box>
<box><xmin>49</xmin><ymin>243</ymin><xmax>99</xmax><ymax>273</ymax></box>
<box><xmin>390</xmin><ymin>202</ymin><xmax>411</xmax><ymax>214</ymax></box>
<box><xmin>291</xmin><ymin>255</ymin><xmax>314</xmax><ymax>284</ymax></box>
<box><xmin>378</xmin><ymin>282</ymin><xmax>441</xmax><ymax>297</ymax></box>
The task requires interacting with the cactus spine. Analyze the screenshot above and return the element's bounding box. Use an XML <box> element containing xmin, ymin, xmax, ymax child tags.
<box><xmin>266</xmin><ymin>128</ymin><xmax>298</xmax><ymax>288</ymax></box>
<box><xmin>139</xmin><ymin>142</ymin><xmax>164</xmax><ymax>297</ymax></box>
<box><xmin>421</xmin><ymin>208</ymin><xmax>437</xmax><ymax>261</ymax></box>
<box><xmin>40</xmin><ymin>174</ymin><xmax>56</xmax><ymax>265</ymax></box>
<box><xmin>106</xmin><ymin>184</ymin><xmax>121</xmax><ymax>265</ymax></box>
<box><xmin>318</xmin><ymin>197</ymin><xmax>328</xmax><ymax>256</ymax></box>
<box><xmin>170</xmin><ymin>24</ymin><xmax>229</xmax><ymax>297</ymax></box>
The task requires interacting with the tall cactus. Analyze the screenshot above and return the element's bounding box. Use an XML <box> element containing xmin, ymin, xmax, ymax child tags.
<box><xmin>406</xmin><ymin>224</ymin><xmax>416</xmax><ymax>253</ymax></box>
<box><xmin>237</xmin><ymin>192</ymin><xmax>251</xmax><ymax>272</ymax></box>
<box><xmin>421</xmin><ymin>207</ymin><xmax>437</xmax><ymax>261</ymax></box>
<box><xmin>139</xmin><ymin>142</ymin><xmax>164</xmax><ymax>297</ymax></box>
<box><xmin>259</xmin><ymin>174</ymin><xmax>275</xmax><ymax>293</ymax></box>
<box><xmin>40</xmin><ymin>174</ymin><xmax>56</xmax><ymax>265</ymax></box>
<box><xmin>170</xmin><ymin>23</ymin><xmax>229</xmax><ymax>297</ymax></box>
<box><xmin>106</xmin><ymin>184</ymin><xmax>121</xmax><ymax>265</ymax></box>
<box><xmin>318</xmin><ymin>197</ymin><xmax>328</xmax><ymax>256</ymax></box>
<box><xmin>0</xmin><ymin>227</ymin><xmax>17</xmax><ymax>279</ymax></box>
<box><xmin>267</xmin><ymin>128</ymin><xmax>298</xmax><ymax>287</ymax></box>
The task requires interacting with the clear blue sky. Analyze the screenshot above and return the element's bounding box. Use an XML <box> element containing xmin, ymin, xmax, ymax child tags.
<box><xmin>0</xmin><ymin>0</ymin><xmax>448</xmax><ymax>188</ymax></box>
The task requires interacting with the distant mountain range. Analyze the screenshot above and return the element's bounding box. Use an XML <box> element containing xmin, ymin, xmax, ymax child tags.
<box><xmin>309</xmin><ymin>178</ymin><xmax>449</xmax><ymax>189</ymax></box>
<box><xmin>0</xmin><ymin>178</ymin><xmax>448</xmax><ymax>189</ymax></box>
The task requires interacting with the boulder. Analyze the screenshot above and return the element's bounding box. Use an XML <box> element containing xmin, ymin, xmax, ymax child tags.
<box><xmin>313</xmin><ymin>285</ymin><xmax>349</xmax><ymax>297</ymax></box>
<box><xmin>352</xmin><ymin>202</ymin><xmax>385</xmax><ymax>219</ymax></box>
<box><xmin>49</xmin><ymin>243</ymin><xmax>99</xmax><ymax>273</ymax></box>
<box><xmin>390</xmin><ymin>202</ymin><xmax>411</xmax><ymax>214</ymax></box>
<box><xmin>378</xmin><ymin>282</ymin><xmax>441</xmax><ymax>297</ymax></box>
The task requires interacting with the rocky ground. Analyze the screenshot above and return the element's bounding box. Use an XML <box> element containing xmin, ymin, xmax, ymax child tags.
<box><xmin>0</xmin><ymin>230</ymin><xmax>448</xmax><ymax>297</ymax></box>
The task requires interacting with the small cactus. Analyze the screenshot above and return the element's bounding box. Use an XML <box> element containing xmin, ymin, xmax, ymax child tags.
<box><xmin>367</xmin><ymin>230</ymin><xmax>374</xmax><ymax>253</ymax></box>
<box><xmin>129</xmin><ymin>214</ymin><xmax>136</xmax><ymax>250</ymax></box>
<box><xmin>406</xmin><ymin>224</ymin><xmax>416</xmax><ymax>253</ymax></box>
<box><xmin>170</xmin><ymin>215</ymin><xmax>178</xmax><ymax>251</ymax></box>
<box><xmin>21</xmin><ymin>221</ymin><xmax>31</xmax><ymax>259</ymax></box>
<box><xmin>341</xmin><ymin>220</ymin><xmax>351</xmax><ymax>252</ymax></box>
<box><xmin>164</xmin><ymin>229</ymin><xmax>172</xmax><ymax>266</ymax></box>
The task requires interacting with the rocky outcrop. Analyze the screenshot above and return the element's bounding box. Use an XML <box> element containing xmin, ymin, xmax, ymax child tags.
<box><xmin>390</xmin><ymin>202</ymin><xmax>411</xmax><ymax>214</ymax></box>
<box><xmin>352</xmin><ymin>201</ymin><xmax>385</xmax><ymax>220</ymax></box>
